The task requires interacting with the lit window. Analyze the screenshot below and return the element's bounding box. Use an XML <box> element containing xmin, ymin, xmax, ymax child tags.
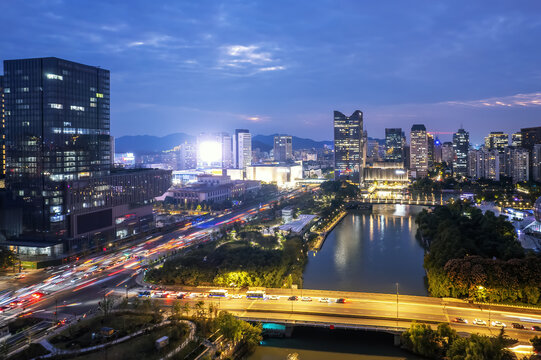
<box><xmin>96</xmin><ymin>93</ymin><xmax>104</xmax><ymax>98</ymax></box>
<box><xmin>90</xmin><ymin>97</ymin><xmax>96</xmax><ymax>102</ymax></box>
<box><xmin>3</xmin><ymin>88</ymin><xmax>9</xmax><ymax>93</ymax></box>
<box><xmin>46</xmin><ymin>73</ymin><xmax>63</xmax><ymax>80</ymax></box>
<box><xmin>90</xmin><ymin>103</ymin><xmax>97</xmax><ymax>107</ymax></box>
<box><xmin>22</xmin><ymin>87</ymin><xmax>29</xmax><ymax>92</ymax></box>
<box><xmin>49</xmin><ymin>103</ymin><xmax>63</xmax><ymax>109</ymax></box>
<box><xmin>70</xmin><ymin>105</ymin><xmax>85</xmax><ymax>111</ymax></box>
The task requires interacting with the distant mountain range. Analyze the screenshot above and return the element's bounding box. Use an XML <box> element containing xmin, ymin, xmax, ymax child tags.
<box><xmin>115</xmin><ymin>132</ymin><xmax>382</xmax><ymax>154</ymax></box>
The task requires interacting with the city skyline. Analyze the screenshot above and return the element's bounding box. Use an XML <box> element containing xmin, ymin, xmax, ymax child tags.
<box><xmin>1</xmin><ymin>1</ymin><xmax>541</xmax><ymax>143</ymax></box>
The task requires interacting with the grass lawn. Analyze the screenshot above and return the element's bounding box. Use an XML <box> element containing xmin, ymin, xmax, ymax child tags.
<box><xmin>71</xmin><ymin>323</ymin><xmax>190</xmax><ymax>360</ymax></box>
<box><xmin>50</xmin><ymin>312</ymin><xmax>159</xmax><ymax>350</ymax></box>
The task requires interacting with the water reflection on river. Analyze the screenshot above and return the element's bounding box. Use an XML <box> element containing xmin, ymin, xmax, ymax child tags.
<box><xmin>303</xmin><ymin>205</ymin><xmax>428</xmax><ymax>296</ymax></box>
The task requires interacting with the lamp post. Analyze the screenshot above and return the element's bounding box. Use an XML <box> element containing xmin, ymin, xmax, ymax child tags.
<box><xmin>395</xmin><ymin>282</ymin><xmax>399</xmax><ymax>328</ymax></box>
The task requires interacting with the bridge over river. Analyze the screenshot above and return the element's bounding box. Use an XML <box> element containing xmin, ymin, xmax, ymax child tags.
<box><xmin>145</xmin><ymin>286</ymin><xmax>541</xmax><ymax>346</ymax></box>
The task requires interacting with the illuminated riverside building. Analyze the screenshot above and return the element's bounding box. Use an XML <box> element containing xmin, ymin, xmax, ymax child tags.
<box><xmin>246</xmin><ymin>162</ymin><xmax>303</xmax><ymax>188</ymax></box>
<box><xmin>409</xmin><ymin>124</ymin><xmax>428</xmax><ymax>178</ymax></box>
<box><xmin>452</xmin><ymin>128</ymin><xmax>469</xmax><ymax>177</ymax></box>
<box><xmin>333</xmin><ymin>110</ymin><xmax>365</xmax><ymax>184</ymax></box>
<box><xmin>273</xmin><ymin>135</ymin><xmax>293</xmax><ymax>162</ymax></box>
<box><xmin>197</xmin><ymin>132</ymin><xmax>232</xmax><ymax>169</ymax></box>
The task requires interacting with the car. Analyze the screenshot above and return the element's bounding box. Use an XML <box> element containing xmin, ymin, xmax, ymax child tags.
<box><xmin>473</xmin><ymin>319</ymin><xmax>487</xmax><ymax>326</ymax></box>
<box><xmin>176</xmin><ymin>293</ymin><xmax>186</xmax><ymax>299</ymax></box>
<box><xmin>491</xmin><ymin>321</ymin><xmax>506</xmax><ymax>328</ymax></box>
<box><xmin>336</xmin><ymin>298</ymin><xmax>347</xmax><ymax>304</ymax></box>
<box><xmin>301</xmin><ymin>297</ymin><xmax>312</xmax><ymax>302</ymax></box>
<box><xmin>288</xmin><ymin>296</ymin><xmax>298</xmax><ymax>301</ymax></box>
<box><xmin>319</xmin><ymin>298</ymin><xmax>331</xmax><ymax>303</ymax></box>
<box><xmin>230</xmin><ymin>294</ymin><xmax>243</xmax><ymax>299</ymax></box>
<box><xmin>452</xmin><ymin>317</ymin><xmax>468</xmax><ymax>324</ymax></box>
<box><xmin>532</xmin><ymin>326</ymin><xmax>541</xmax><ymax>331</ymax></box>
<box><xmin>511</xmin><ymin>323</ymin><xmax>524</xmax><ymax>329</ymax></box>
<box><xmin>268</xmin><ymin>295</ymin><xmax>279</xmax><ymax>300</ymax></box>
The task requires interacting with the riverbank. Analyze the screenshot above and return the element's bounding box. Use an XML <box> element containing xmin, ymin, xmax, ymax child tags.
<box><xmin>310</xmin><ymin>210</ymin><xmax>347</xmax><ymax>251</ymax></box>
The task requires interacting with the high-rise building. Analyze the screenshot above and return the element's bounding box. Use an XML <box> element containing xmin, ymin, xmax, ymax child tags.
<box><xmin>532</xmin><ymin>144</ymin><xmax>541</xmax><ymax>182</ymax></box>
<box><xmin>484</xmin><ymin>132</ymin><xmax>509</xmax><ymax>153</ymax></box>
<box><xmin>384</xmin><ymin>128</ymin><xmax>404</xmax><ymax>163</ymax></box>
<box><xmin>0</xmin><ymin>75</ymin><xmax>5</xmax><ymax>184</ymax></box>
<box><xmin>366</xmin><ymin>139</ymin><xmax>381</xmax><ymax>163</ymax></box>
<box><xmin>521</xmin><ymin>127</ymin><xmax>541</xmax><ymax>150</ymax></box>
<box><xmin>511</xmin><ymin>132</ymin><xmax>522</xmax><ymax>147</ymax></box>
<box><xmin>273</xmin><ymin>135</ymin><xmax>293</xmax><ymax>162</ymax></box>
<box><xmin>175</xmin><ymin>141</ymin><xmax>197</xmax><ymax>170</ymax></box>
<box><xmin>427</xmin><ymin>133</ymin><xmax>435</xmax><ymax>169</ymax></box>
<box><xmin>452</xmin><ymin>128</ymin><xmax>469</xmax><ymax>177</ymax></box>
<box><xmin>409</xmin><ymin>124</ymin><xmax>428</xmax><ymax>178</ymax></box>
<box><xmin>520</xmin><ymin>127</ymin><xmax>541</xmax><ymax>181</ymax></box>
<box><xmin>233</xmin><ymin>129</ymin><xmax>252</xmax><ymax>169</ymax></box>
<box><xmin>468</xmin><ymin>148</ymin><xmax>500</xmax><ymax>181</ymax></box>
<box><xmin>196</xmin><ymin>132</ymin><xmax>232</xmax><ymax>169</ymax></box>
<box><xmin>333</xmin><ymin>110</ymin><xmax>364</xmax><ymax>183</ymax></box>
<box><xmin>4</xmin><ymin>57</ymin><xmax>111</xmax><ymax>236</ymax></box>
<box><xmin>441</xmin><ymin>142</ymin><xmax>454</xmax><ymax>164</ymax></box>
<box><xmin>504</xmin><ymin>147</ymin><xmax>529</xmax><ymax>183</ymax></box>
<box><xmin>434</xmin><ymin>137</ymin><xmax>442</xmax><ymax>163</ymax></box>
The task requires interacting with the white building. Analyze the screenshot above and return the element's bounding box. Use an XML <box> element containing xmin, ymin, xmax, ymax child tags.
<box><xmin>468</xmin><ymin>148</ymin><xmax>500</xmax><ymax>181</ymax></box>
<box><xmin>245</xmin><ymin>163</ymin><xmax>303</xmax><ymax>188</ymax></box>
<box><xmin>233</xmin><ymin>129</ymin><xmax>252</xmax><ymax>169</ymax></box>
<box><xmin>504</xmin><ymin>147</ymin><xmax>529</xmax><ymax>183</ymax></box>
<box><xmin>410</xmin><ymin>124</ymin><xmax>428</xmax><ymax>178</ymax></box>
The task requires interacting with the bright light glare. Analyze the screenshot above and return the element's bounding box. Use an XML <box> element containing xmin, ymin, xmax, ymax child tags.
<box><xmin>199</xmin><ymin>141</ymin><xmax>222</xmax><ymax>164</ymax></box>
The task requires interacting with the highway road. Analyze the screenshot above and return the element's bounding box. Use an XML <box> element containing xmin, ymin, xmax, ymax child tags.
<box><xmin>140</xmin><ymin>288</ymin><xmax>541</xmax><ymax>346</ymax></box>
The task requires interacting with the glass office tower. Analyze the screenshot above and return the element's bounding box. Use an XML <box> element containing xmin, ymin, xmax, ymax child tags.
<box><xmin>384</xmin><ymin>128</ymin><xmax>404</xmax><ymax>163</ymax></box>
<box><xmin>3</xmin><ymin>57</ymin><xmax>110</xmax><ymax>238</ymax></box>
<box><xmin>334</xmin><ymin>110</ymin><xmax>364</xmax><ymax>184</ymax></box>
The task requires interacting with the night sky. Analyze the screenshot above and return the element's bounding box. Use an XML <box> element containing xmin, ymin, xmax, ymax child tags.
<box><xmin>1</xmin><ymin>0</ymin><xmax>541</xmax><ymax>144</ymax></box>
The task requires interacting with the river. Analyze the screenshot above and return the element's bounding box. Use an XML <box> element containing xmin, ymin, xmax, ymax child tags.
<box><xmin>250</xmin><ymin>205</ymin><xmax>428</xmax><ymax>359</ymax></box>
<box><xmin>303</xmin><ymin>205</ymin><xmax>428</xmax><ymax>296</ymax></box>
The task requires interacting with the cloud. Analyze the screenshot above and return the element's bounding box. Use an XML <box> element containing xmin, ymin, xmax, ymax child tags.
<box><xmin>218</xmin><ymin>44</ymin><xmax>286</xmax><ymax>75</ymax></box>
<box><xmin>444</xmin><ymin>92</ymin><xmax>541</xmax><ymax>108</ymax></box>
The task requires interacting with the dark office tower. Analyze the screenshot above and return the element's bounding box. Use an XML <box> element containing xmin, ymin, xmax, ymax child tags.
<box><xmin>0</xmin><ymin>75</ymin><xmax>5</xmax><ymax>184</ymax></box>
<box><xmin>452</xmin><ymin>128</ymin><xmax>469</xmax><ymax>177</ymax></box>
<box><xmin>333</xmin><ymin>110</ymin><xmax>364</xmax><ymax>184</ymax></box>
<box><xmin>427</xmin><ymin>133</ymin><xmax>435</xmax><ymax>169</ymax></box>
<box><xmin>521</xmin><ymin>127</ymin><xmax>541</xmax><ymax>150</ymax></box>
<box><xmin>3</xmin><ymin>57</ymin><xmax>110</xmax><ymax>237</ymax></box>
<box><xmin>384</xmin><ymin>128</ymin><xmax>403</xmax><ymax>163</ymax></box>
<box><xmin>273</xmin><ymin>135</ymin><xmax>293</xmax><ymax>162</ymax></box>
<box><xmin>434</xmin><ymin>137</ymin><xmax>442</xmax><ymax>163</ymax></box>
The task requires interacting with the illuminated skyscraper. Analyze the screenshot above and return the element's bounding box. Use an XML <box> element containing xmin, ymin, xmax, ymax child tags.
<box><xmin>452</xmin><ymin>128</ymin><xmax>469</xmax><ymax>177</ymax></box>
<box><xmin>233</xmin><ymin>129</ymin><xmax>252</xmax><ymax>169</ymax></box>
<box><xmin>273</xmin><ymin>135</ymin><xmax>293</xmax><ymax>162</ymax></box>
<box><xmin>468</xmin><ymin>148</ymin><xmax>500</xmax><ymax>181</ymax></box>
<box><xmin>511</xmin><ymin>132</ymin><xmax>522</xmax><ymax>147</ymax></box>
<box><xmin>434</xmin><ymin>137</ymin><xmax>442</xmax><ymax>163</ymax></box>
<box><xmin>384</xmin><ymin>128</ymin><xmax>404</xmax><ymax>163</ymax></box>
<box><xmin>504</xmin><ymin>147</ymin><xmax>529</xmax><ymax>183</ymax></box>
<box><xmin>484</xmin><ymin>132</ymin><xmax>508</xmax><ymax>153</ymax></box>
<box><xmin>409</xmin><ymin>124</ymin><xmax>428</xmax><ymax>178</ymax></box>
<box><xmin>533</xmin><ymin>144</ymin><xmax>541</xmax><ymax>182</ymax></box>
<box><xmin>441</xmin><ymin>142</ymin><xmax>454</xmax><ymax>164</ymax></box>
<box><xmin>333</xmin><ymin>110</ymin><xmax>364</xmax><ymax>183</ymax></box>
<box><xmin>0</xmin><ymin>75</ymin><xmax>5</xmax><ymax>184</ymax></box>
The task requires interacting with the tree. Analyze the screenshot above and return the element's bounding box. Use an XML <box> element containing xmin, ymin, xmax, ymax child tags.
<box><xmin>195</xmin><ymin>300</ymin><xmax>206</xmax><ymax>320</ymax></box>
<box><xmin>531</xmin><ymin>336</ymin><xmax>541</xmax><ymax>354</ymax></box>
<box><xmin>171</xmin><ymin>301</ymin><xmax>183</xmax><ymax>320</ymax></box>
<box><xmin>0</xmin><ymin>248</ymin><xmax>17</xmax><ymax>269</ymax></box>
<box><xmin>182</xmin><ymin>302</ymin><xmax>191</xmax><ymax>317</ymax></box>
<box><xmin>98</xmin><ymin>295</ymin><xmax>115</xmax><ymax>319</ymax></box>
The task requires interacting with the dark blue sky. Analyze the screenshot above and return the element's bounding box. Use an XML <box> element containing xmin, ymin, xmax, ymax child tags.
<box><xmin>1</xmin><ymin>0</ymin><xmax>541</xmax><ymax>144</ymax></box>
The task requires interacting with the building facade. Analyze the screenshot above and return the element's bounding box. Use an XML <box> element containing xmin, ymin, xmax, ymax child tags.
<box><xmin>504</xmin><ymin>147</ymin><xmax>529</xmax><ymax>183</ymax></box>
<box><xmin>233</xmin><ymin>129</ymin><xmax>252</xmax><ymax>169</ymax></box>
<box><xmin>484</xmin><ymin>132</ymin><xmax>509</xmax><ymax>153</ymax></box>
<box><xmin>533</xmin><ymin>144</ymin><xmax>541</xmax><ymax>183</ymax></box>
<box><xmin>273</xmin><ymin>135</ymin><xmax>293</xmax><ymax>162</ymax></box>
<box><xmin>409</xmin><ymin>124</ymin><xmax>428</xmax><ymax>178</ymax></box>
<box><xmin>441</xmin><ymin>142</ymin><xmax>454</xmax><ymax>164</ymax></box>
<box><xmin>3</xmin><ymin>57</ymin><xmax>111</xmax><ymax>239</ymax></box>
<box><xmin>452</xmin><ymin>128</ymin><xmax>469</xmax><ymax>177</ymax></box>
<box><xmin>333</xmin><ymin>110</ymin><xmax>364</xmax><ymax>183</ymax></box>
<box><xmin>468</xmin><ymin>148</ymin><xmax>500</xmax><ymax>181</ymax></box>
<box><xmin>511</xmin><ymin>132</ymin><xmax>523</xmax><ymax>147</ymax></box>
<box><xmin>384</xmin><ymin>128</ymin><xmax>404</xmax><ymax>163</ymax></box>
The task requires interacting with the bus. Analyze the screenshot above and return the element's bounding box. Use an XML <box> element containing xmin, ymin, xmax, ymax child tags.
<box><xmin>246</xmin><ymin>290</ymin><xmax>266</xmax><ymax>299</ymax></box>
<box><xmin>208</xmin><ymin>290</ymin><xmax>228</xmax><ymax>298</ymax></box>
